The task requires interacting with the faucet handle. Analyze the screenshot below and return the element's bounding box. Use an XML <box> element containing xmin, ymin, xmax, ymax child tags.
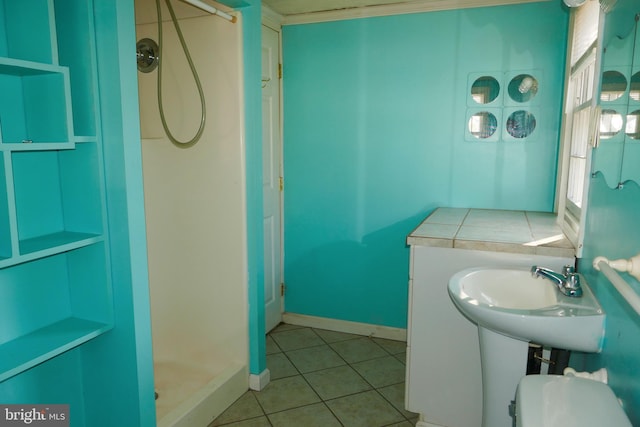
<box><xmin>565</xmin><ymin>272</ymin><xmax>583</xmax><ymax>293</ymax></box>
<box><xmin>562</xmin><ymin>265</ymin><xmax>575</xmax><ymax>276</ymax></box>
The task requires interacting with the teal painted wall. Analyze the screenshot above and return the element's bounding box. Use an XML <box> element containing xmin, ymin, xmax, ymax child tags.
<box><xmin>576</xmin><ymin>175</ymin><xmax>640</xmax><ymax>425</ymax></box>
<box><xmin>282</xmin><ymin>2</ymin><xmax>569</xmax><ymax>328</ymax></box>
<box><xmin>84</xmin><ymin>1</ymin><xmax>156</xmax><ymax>424</ymax></box>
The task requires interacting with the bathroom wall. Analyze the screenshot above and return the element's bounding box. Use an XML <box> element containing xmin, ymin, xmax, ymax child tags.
<box><xmin>576</xmin><ymin>175</ymin><xmax>640</xmax><ymax>425</ymax></box>
<box><xmin>135</xmin><ymin>0</ymin><xmax>248</xmax><ymax>372</ymax></box>
<box><xmin>282</xmin><ymin>2</ymin><xmax>569</xmax><ymax>328</ymax></box>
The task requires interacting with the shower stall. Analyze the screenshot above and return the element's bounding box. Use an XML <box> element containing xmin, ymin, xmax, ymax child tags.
<box><xmin>134</xmin><ymin>0</ymin><xmax>249</xmax><ymax>425</ymax></box>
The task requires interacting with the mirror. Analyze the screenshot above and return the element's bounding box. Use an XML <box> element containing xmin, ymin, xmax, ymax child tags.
<box><xmin>626</xmin><ymin>109</ymin><xmax>640</xmax><ymax>139</ymax></box>
<box><xmin>508</xmin><ymin>74</ymin><xmax>538</xmax><ymax>103</ymax></box>
<box><xmin>506</xmin><ymin>110</ymin><xmax>536</xmax><ymax>138</ymax></box>
<box><xmin>600</xmin><ymin>109</ymin><xmax>624</xmax><ymax>139</ymax></box>
<box><xmin>468</xmin><ymin>112</ymin><xmax>497</xmax><ymax>139</ymax></box>
<box><xmin>600</xmin><ymin>71</ymin><xmax>627</xmax><ymax>101</ymax></box>
<box><xmin>630</xmin><ymin>71</ymin><xmax>640</xmax><ymax>101</ymax></box>
<box><xmin>591</xmin><ymin>12</ymin><xmax>640</xmax><ymax>186</ymax></box>
<box><xmin>619</xmin><ymin>14</ymin><xmax>640</xmax><ymax>184</ymax></box>
<box><xmin>471</xmin><ymin>76</ymin><xmax>500</xmax><ymax>104</ymax></box>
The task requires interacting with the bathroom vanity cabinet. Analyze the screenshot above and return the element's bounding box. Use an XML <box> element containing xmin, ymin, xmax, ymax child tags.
<box><xmin>0</xmin><ymin>0</ymin><xmax>112</xmax><ymax>382</ymax></box>
<box><xmin>405</xmin><ymin>208</ymin><xmax>575</xmax><ymax>427</ymax></box>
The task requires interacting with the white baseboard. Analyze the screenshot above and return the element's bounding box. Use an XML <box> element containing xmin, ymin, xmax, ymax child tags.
<box><xmin>416</xmin><ymin>422</ymin><xmax>447</xmax><ymax>427</ymax></box>
<box><xmin>282</xmin><ymin>312</ymin><xmax>407</xmax><ymax>341</ymax></box>
<box><xmin>249</xmin><ymin>368</ymin><xmax>270</xmax><ymax>391</ymax></box>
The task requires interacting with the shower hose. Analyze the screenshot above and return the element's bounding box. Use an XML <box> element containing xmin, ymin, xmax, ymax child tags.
<box><xmin>155</xmin><ymin>0</ymin><xmax>206</xmax><ymax>148</ymax></box>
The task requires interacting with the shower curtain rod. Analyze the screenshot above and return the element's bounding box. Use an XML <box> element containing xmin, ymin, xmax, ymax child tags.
<box><xmin>179</xmin><ymin>0</ymin><xmax>237</xmax><ymax>23</ymax></box>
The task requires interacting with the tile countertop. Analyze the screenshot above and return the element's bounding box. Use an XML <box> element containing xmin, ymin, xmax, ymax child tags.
<box><xmin>407</xmin><ymin>208</ymin><xmax>575</xmax><ymax>258</ymax></box>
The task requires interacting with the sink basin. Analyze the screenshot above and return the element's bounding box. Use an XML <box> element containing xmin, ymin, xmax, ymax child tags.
<box><xmin>448</xmin><ymin>267</ymin><xmax>605</xmax><ymax>352</ymax></box>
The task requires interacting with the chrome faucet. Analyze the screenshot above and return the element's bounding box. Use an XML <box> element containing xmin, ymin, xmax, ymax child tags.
<box><xmin>530</xmin><ymin>265</ymin><xmax>583</xmax><ymax>297</ymax></box>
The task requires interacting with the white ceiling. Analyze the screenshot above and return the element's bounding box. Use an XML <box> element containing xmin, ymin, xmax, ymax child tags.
<box><xmin>134</xmin><ymin>0</ymin><xmax>549</xmax><ymax>26</ymax></box>
<box><xmin>262</xmin><ymin>0</ymin><xmax>414</xmax><ymax>15</ymax></box>
<box><xmin>262</xmin><ymin>0</ymin><xmax>548</xmax><ymax>24</ymax></box>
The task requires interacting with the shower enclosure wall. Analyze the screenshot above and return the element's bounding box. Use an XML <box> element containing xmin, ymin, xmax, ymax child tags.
<box><xmin>134</xmin><ymin>1</ymin><xmax>248</xmax><ymax>425</ymax></box>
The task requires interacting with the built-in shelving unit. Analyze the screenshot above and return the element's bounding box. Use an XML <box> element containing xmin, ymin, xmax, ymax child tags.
<box><xmin>0</xmin><ymin>0</ymin><xmax>113</xmax><ymax>382</ymax></box>
<box><xmin>0</xmin><ymin>59</ymin><xmax>73</xmax><ymax>149</ymax></box>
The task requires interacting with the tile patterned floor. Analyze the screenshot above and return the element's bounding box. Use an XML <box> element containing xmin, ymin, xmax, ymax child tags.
<box><xmin>209</xmin><ymin>323</ymin><xmax>418</xmax><ymax>427</ymax></box>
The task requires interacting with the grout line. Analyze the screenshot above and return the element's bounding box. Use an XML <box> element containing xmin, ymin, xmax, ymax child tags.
<box><xmin>247</xmin><ymin>390</ymin><xmax>269</xmax><ymax>422</ymax></box>
<box><xmin>256</xmin><ymin>324</ymin><xmax>413</xmax><ymax>426</ymax></box>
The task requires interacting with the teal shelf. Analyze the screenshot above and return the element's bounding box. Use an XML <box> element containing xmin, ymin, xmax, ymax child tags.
<box><xmin>19</xmin><ymin>231</ymin><xmax>101</xmax><ymax>255</ymax></box>
<box><xmin>0</xmin><ymin>0</ymin><xmax>58</xmax><ymax>64</ymax></box>
<box><xmin>0</xmin><ymin>232</ymin><xmax>102</xmax><ymax>269</ymax></box>
<box><xmin>0</xmin><ymin>317</ymin><xmax>112</xmax><ymax>383</ymax></box>
<box><xmin>0</xmin><ymin>57</ymin><xmax>65</xmax><ymax>75</ymax></box>
<box><xmin>0</xmin><ymin>143</ymin><xmax>75</xmax><ymax>152</ymax></box>
<box><xmin>0</xmin><ymin>58</ymin><xmax>73</xmax><ymax>148</ymax></box>
<box><xmin>11</xmin><ymin>146</ymin><xmax>104</xmax><ymax>245</ymax></box>
<box><xmin>73</xmin><ymin>136</ymin><xmax>97</xmax><ymax>143</ymax></box>
<box><xmin>54</xmin><ymin>0</ymin><xmax>98</xmax><ymax>138</ymax></box>
<box><xmin>0</xmin><ymin>243</ymin><xmax>113</xmax><ymax>383</ymax></box>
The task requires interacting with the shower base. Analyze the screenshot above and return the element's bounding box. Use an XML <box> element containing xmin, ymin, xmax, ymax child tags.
<box><xmin>155</xmin><ymin>359</ymin><xmax>247</xmax><ymax>427</ymax></box>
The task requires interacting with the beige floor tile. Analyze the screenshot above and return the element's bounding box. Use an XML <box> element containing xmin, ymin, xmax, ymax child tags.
<box><xmin>266</xmin><ymin>335</ymin><xmax>281</xmax><ymax>355</ymax></box>
<box><xmin>267</xmin><ymin>403</ymin><xmax>341</xmax><ymax>427</ymax></box>
<box><xmin>304</xmin><ymin>365</ymin><xmax>371</xmax><ymax>400</ymax></box>
<box><xmin>211</xmin><ymin>416</ymin><xmax>272</xmax><ymax>427</ymax></box>
<box><xmin>352</xmin><ymin>356</ymin><xmax>406</xmax><ymax>388</ymax></box>
<box><xmin>329</xmin><ymin>337</ymin><xmax>387</xmax><ymax>363</ymax></box>
<box><xmin>326</xmin><ymin>390</ymin><xmax>404</xmax><ymax>427</ymax></box>
<box><xmin>378</xmin><ymin>382</ymin><xmax>419</xmax><ymax>419</ymax></box>
<box><xmin>256</xmin><ymin>325</ymin><xmax>412</xmax><ymax>426</ymax></box>
<box><xmin>209</xmin><ymin>392</ymin><xmax>264</xmax><ymax>426</ymax></box>
<box><xmin>286</xmin><ymin>344</ymin><xmax>345</xmax><ymax>373</ymax></box>
<box><xmin>270</xmin><ymin>328</ymin><xmax>324</xmax><ymax>351</ymax></box>
<box><xmin>267</xmin><ymin>352</ymin><xmax>299</xmax><ymax>380</ymax></box>
<box><xmin>271</xmin><ymin>323</ymin><xmax>305</xmax><ymax>333</ymax></box>
<box><xmin>253</xmin><ymin>375</ymin><xmax>321</xmax><ymax>414</ymax></box>
<box><xmin>372</xmin><ymin>337</ymin><xmax>407</xmax><ymax>355</ymax></box>
<box><xmin>313</xmin><ymin>328</ymin><xmax>361</xmax><ymax>343</ymax></box>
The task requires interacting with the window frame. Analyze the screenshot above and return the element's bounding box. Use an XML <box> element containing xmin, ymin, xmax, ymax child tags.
<box><xmin>556</xmin><ymin>2</ymin><xmax>605</xmax><ymax>257</ymax></box>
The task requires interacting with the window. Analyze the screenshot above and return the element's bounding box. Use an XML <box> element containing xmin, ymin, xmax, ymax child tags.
<box><xmin>557</xmin><ymin>0</ymin><xmax>603</xmax><ymax>256</ymax></box>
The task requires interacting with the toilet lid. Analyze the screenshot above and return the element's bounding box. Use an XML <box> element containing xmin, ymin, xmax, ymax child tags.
<box><xmin>516</xmin><ymin>375</ymin><xmax>632</xmax><ymax>427</ymax></box>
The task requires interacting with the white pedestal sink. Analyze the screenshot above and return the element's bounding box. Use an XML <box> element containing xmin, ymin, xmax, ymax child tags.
<box><xmin>448</xmin><ymin>267</ymin><xmax>605</xmax><ymax>427</ymax></box>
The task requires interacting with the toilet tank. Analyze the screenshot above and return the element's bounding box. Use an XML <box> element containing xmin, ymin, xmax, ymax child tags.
<box><xmin>515</xmin><ymin>375</ymin><xmax>631</xmax><ymax>427</ymax></box>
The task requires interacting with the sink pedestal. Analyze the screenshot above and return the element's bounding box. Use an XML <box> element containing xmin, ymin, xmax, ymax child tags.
<box><xmin>448</xmin><ymin>266</ymin><xmax>605</xmax><ymax>427</ymax></box>
<box><xmin>478</xmin><ymin>327</ymin><xmax>529</xmax><ymax>427</ymax></box>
